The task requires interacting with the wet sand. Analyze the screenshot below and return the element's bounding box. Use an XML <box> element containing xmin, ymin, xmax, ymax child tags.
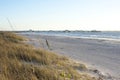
<box><xmin>20</xmin><ymin>33</ymin><xmax>120</xmax><ymax>80</ymax></box>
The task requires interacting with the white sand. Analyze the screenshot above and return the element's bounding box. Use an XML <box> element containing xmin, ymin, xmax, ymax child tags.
<box><xmin>20</xmin><ymin>33</ymin><xmax>120</xmax><ymax>80</ymax></box>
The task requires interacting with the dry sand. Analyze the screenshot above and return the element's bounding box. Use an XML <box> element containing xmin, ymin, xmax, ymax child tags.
<box><xmin>20</xmin><ymin>33</ymin><xmax>120</xmax><ymax>80</ymax></box>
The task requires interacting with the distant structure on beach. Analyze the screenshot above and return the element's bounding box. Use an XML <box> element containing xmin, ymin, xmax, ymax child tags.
<box><xmin>29</xmin><ymin>29</ymin><xmax>34</xmax><ymax>32</ymax></box>
<box><xmin>91</xmin><ymin>30</ymin><xmax>101</xmax><ymax>32</ymax></box>
<box><xmin>63</xmin><ymin>30</ymin><xmax>71</xmax><ymax>33</ymax></box>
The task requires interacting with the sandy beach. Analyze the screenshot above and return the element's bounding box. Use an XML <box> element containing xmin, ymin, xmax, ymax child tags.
<box><xmin>21</xmin><ymin>33</ymin><xmax>120</xmax><ymax>80</ymax></box>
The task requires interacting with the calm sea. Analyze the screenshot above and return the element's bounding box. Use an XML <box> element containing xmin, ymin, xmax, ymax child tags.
<box><xmin>20</xmin><ymin>31</ymin><xmax>120</xmax><ymax>40</ymax></box>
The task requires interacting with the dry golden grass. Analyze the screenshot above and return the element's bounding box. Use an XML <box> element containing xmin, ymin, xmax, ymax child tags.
<box><xmin>0</xmin><ymin>31</ymin><xmax>97</xmax><ymax>80</ymax></box>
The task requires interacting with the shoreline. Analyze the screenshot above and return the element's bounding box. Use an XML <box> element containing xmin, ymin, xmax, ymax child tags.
<box><xmin>20</xmin><ymin>33</ymin><xmax>120</xmax><ymax>80</ymax></box>
<box><xmin>18</xmin><ymin>32</ymin><xmax>120</xmax><ymax>43</ymax></box>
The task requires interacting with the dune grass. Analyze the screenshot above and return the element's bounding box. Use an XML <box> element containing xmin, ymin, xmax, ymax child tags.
<box><xmin>0</xmin><ymin>31</ymin><xmax>97</xmax><ymax>80</ymax></box>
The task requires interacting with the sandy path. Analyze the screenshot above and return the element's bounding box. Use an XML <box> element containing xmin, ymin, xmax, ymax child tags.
<box><xmin>20</xmin><ymin>33</ymin><xmax>120</xmax><ymax>79</ymax></box>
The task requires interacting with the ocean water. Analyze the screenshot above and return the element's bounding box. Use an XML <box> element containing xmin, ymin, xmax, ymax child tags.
<box><xmin>20</xmin><ymin>31</ymin><xmax>120</xmax><ymax>40</ymax></box>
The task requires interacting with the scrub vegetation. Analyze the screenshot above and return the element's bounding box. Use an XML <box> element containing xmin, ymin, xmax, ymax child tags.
<box><xmin>0</xmin><ymin>31</ymin><xmax>97</xmax><ymax>80</ymax></box>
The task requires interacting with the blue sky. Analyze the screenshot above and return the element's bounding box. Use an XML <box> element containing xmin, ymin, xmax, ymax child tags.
<box><xmin>0</xmin><ymin>0</ymin><xmax>120</xmax><ymax>31</ymax></box>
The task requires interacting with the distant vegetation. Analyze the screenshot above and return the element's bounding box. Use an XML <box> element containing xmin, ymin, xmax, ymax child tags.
<box><xmin>0</xmin><ymin>32</ymin><xmax>97</xmax><ymax>80</ymax></box>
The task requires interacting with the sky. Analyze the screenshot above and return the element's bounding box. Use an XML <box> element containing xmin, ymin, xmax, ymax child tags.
<box><xmin>0</xmin><ymin>0</ymin><xmax>120</xmax><ymax>31</ymax></box>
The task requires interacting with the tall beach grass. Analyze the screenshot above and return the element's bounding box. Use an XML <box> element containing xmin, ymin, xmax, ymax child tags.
<box><xmin>0</xmin><ymin>31</ymin><xmax>97</xmax><ymax>80</ymax></box>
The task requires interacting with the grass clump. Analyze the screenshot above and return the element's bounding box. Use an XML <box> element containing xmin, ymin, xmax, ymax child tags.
<box><xmin>0</xmin><ymin>31</ymin><xmax>24</xmax><ymax>43</ymax></box>
<box><xmin>0</xmin><ymin>31</ymin><xmax>97</xmax><ymax>80</ymax></box>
